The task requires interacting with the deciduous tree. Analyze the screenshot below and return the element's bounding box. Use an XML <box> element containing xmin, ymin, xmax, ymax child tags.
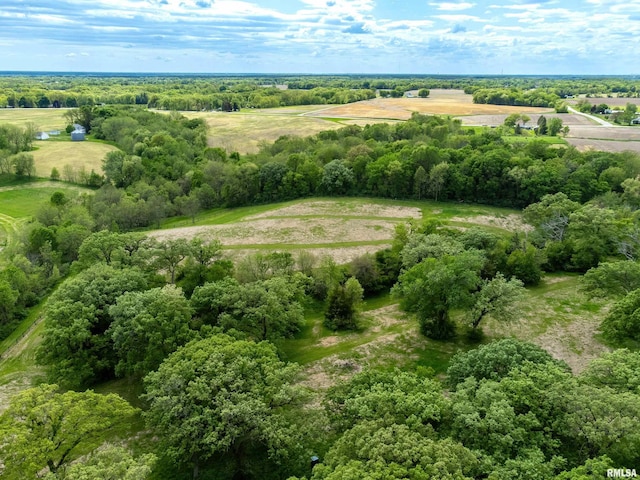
<box><xmin>0</xmin><ymin>384</ymin><xmax>137</xmax><ymax>478</ymax></box>
<box><xmin>108</xmin><ymin>285</ymin><xmax>195</xmax><ymax>377</ymax></box>
<box><xmin>142</xmin><ymin>334</ymin><xmax>303</xmax><ymax>479</ymax></box>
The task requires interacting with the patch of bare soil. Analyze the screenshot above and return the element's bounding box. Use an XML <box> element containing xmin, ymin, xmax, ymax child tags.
<box><xmin>246</xmin><ymin>201</ymin><xmax>422</xmax><ymax>220</ymax></box>
<box><xmin>450</xmin><ymin>214</ymin><xmax>533</xmax><ymax>233</ymax></box>
<box><xmin>319</xmin><ymin>336</ymin><xmax>340</xmax><ymax>347</ymax></box>
<box><xmin>364</xmin><ymin>304</ymin><xmax>405</xmax><ymax>332</ymax></box>
<box><xmin>299</xmin><ymin>354</ymin><xmax>363</xmax><ymax>392</ymax></box>
<box><xmin>0</xmin><ymin>377</ymin><xmax>33</xmax><ymax>413</ymax></box>
<box><xmin>543</xmin><ymin>275</ymin><xmax>575</xmax><ymax>285</ymax></box>
<box><xmin>150</xmin><ymin>218</ymin><xmax>398</xmax><ymax>246</ymax></box>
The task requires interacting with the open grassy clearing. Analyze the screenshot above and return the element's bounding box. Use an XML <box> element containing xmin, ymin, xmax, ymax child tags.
<box><xmin>0</xmin><ymin>184</ymin><xmax>85</xmax><ymax>218</ymax></box>
<box><xmin>0</xmin><ymin>108</ymin><xmax>68</xmax><ymax>131</ymax></box>
<box><xmin>485</xmin><ymin>274</ymin><xmax>610</xmax><ymax>373</ymax></box>
<box><xmin>153</xmin><ymin>198</ymin><xmax>527</xmax><ymax>263</ymax></box>
<box><xmin>0</xmin><ymin>182</ymin><xmax>89</xmax><ymax>245</ymax></box>
<box><xmin>31</xmin><ymin>140</ymin><xmax>117</xmax><ymax>177</ymax></box>
<box><xmin>0</xmin><ymin>305</ymin><xmax>46</xmax><ymax>412</ymax></box>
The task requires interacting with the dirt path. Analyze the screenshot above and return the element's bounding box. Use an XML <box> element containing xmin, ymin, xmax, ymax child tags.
<box><xmin>567</xmin><ymin>106</ymin><xmax>615</xmax><ymax>127</ymax></box>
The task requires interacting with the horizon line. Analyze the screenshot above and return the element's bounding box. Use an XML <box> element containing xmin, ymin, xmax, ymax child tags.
<box><xmin>1</xmin><ymin>71</ymin><xmax>640</xmax><ymax>78</ymax></box>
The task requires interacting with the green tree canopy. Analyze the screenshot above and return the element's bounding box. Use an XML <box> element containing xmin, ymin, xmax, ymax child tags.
<box><xmin>447</xmin><ymin>339</ymin><xmax>568</xmax><ymax>389</ymax></box>
<box><xmin>37</xmin><ymin>264</ymin><xmax>148</xmax><ymax>388</ymax></box>
<box><xmin>581</xmin><ymin>261</ymin><xmax>640</xmax><ymax>299</ymax></box>
<box><xmin>324</xmin><ymin>368</ymin><xmax>448</xmax><ymax>435</ymax></box>
<box><xmin>392</xmin><ymin>251</ymin><xmax>485</xmax><ymax>338</ymax></box>
<box><xmin>108</xmin><ymin>285</ymin><xmax>195</xmax><ymax>377</ymax></box>
<box><xmin>142</xmin><ymin>334</ymin><xmax>304</xmax><ymax>478</ymax></box>
<box><xmin>600</xmin><ymin>288</ymin><xmax>640</xmax><ymax>343</ymax></box>
<box><xmin>309</xmin><ymin>422</ymin><xmax>479</xmax><ymax>480</ymax></box>
<box><xmin>191</xmin><ymin>276</ymin><xmax>305</xmax><ymax>341</ymax></box>
<box><xmin>0</xmin><ymin>385</ymin><xmax>138</xmax><ymax>478</ymax></box>
<box><xmin>324</xmin><ymin>277</ymin><xmax>364</xmax><ymax>330</ymax></box>
<box><xmin>45</xmin><ymin>446</ymin><xmax>156</xmax><ymax>480</ymax></box>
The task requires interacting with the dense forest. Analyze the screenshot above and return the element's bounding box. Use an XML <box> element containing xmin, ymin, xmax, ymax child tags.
<box><xmin>1</xmin><ymin>80</ymin><xmax>640</xmax><ymax>479</ymax></box>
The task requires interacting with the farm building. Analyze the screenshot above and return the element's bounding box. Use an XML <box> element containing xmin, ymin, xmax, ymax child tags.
<box><xmin>71</xmin><ymin>130</ymin><xmax>85</xmax><ymax>141</ymax></box>
<box><xmin>632</xmin><ymin>117</ymin><xmax>640</xmax><ymax>125</ymax></box>
<box><xmin>71</xmin><ymin>124</ymin><xmax>86</xmax><ymax>141</ymax></box>
<box><xmin>35</xmin><ymin>132</ymin><xmax>49</xmax><ymax>140</ymax></box>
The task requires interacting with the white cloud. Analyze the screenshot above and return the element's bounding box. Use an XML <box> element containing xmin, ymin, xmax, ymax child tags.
<box><xmin>429</xmin><ymin>2</ymin><xmax>475</xmax><ymax>11</ymax></box>
<box><xmin>433</xmin><ymin>14</ymin><xmax>485</xmax><ymax>22</ymax></box>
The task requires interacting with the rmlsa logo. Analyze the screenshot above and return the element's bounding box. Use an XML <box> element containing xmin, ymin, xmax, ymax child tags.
<box><xmin>608</xmin><ymin>469</ymin><xmax>638</xmax><ymax>478</ymax></box>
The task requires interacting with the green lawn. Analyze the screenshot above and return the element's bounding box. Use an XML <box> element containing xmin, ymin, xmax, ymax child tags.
<box><xmin>0</xmin><ymin>187</ymin><xmax>77</xmax><ymax>217</ymax></box>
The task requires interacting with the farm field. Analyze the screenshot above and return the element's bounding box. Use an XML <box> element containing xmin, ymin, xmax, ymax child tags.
<box><xmin>569</xmin><ymin>96</ymin><xmax>640</xmax><ymax>108</ymax></box>
<box><xmin>180</xmin><ymin>89</ymin><xmax>555</xmax><ymax>154</ymax></box>
<box><xmin>182</xmin><ymin>110</ymin><xmax>343</xmax><ymax>154</ymax></box>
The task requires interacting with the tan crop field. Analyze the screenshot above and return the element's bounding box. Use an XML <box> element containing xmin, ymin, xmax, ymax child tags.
<box><xmin>31</xmin><ymin>141</ymin><xmax>118</xmax><ymax>177</ymax></box>
<box><xmin>570</xmin><ymin>96</ymin><xmax>640</xmax><ymax>108</ymax></box>
<box><xmin>304</xmin><ymin>90</ymin><xmax>553</xmax><ymax>120</ymax></box>
<box><xmin>182</xmin><ymin>110</ymin><xmax>342</xmax><ymax>154</ymax></box>
<box><xmin>244</xmin><ymin>200</ymin><xmax>422</xmax><ymax>220</ymax></box>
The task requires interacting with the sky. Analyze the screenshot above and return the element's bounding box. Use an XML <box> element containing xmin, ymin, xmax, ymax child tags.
<box><xmin>0</xmin><ymin>0</ymin><xmax>639</xmax><ymax>74</ymax></box>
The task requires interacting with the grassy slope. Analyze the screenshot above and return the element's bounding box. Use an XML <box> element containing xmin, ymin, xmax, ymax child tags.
<box><xmin>0</xmin><ymin>182</ymin><xmax>90</xmax><ymax>246</ymax></box>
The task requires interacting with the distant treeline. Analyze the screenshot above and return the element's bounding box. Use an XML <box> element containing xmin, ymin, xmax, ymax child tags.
<box><xmin>2</xmin><ymin>75</ymin><xmax>640</xmax><ymax>111</ymax></box>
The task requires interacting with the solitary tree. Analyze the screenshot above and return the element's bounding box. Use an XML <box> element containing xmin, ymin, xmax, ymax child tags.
<box><xmin>392</xmin><ymin>251</ymin><xmax>485</xmax><ymax>339</ymax></box>
<box><xmin>536</xmin><ymin>115</ymin><xmax>548</xmax><ymax>135</ymax></box>
<box><xmin>468</xmin><ymin>273</ymin><xmax>525</xmax><ymax>331</ymax></box>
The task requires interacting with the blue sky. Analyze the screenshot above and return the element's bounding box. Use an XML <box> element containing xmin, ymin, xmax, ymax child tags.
<box><xmin>0</xmin><ymin>0</ymin><xmax>639</xmax><ymax>74</ymax></box>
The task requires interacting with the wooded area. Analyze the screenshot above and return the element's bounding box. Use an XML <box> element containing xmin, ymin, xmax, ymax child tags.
<box><xmin>0</xmin><ymin>74</ymin><xmax>639</xmax><ymax>480</ymax></box>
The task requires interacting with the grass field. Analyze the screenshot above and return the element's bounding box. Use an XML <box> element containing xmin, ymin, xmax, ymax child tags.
<box><xmin>182</xmin><ymin>110</ymin><xmax>344</xmax><ymax>154</ymax></box>
<box><xmin>31</xmin><ymin>140</ymin><xmax>117</xmax><ymax>177</ymax></box>
<box><xmin>153</xmin><ymin>197</ymin><xmax>526</xmax><ymax>263</ymax></box>
<box><xmin>0</xmin><ymin>108</ymin><xmax>67</xmax><ymax>131</ymax></box>
<box><xmin>0</xmin><ymin>181</ymin><xmax>89</xmax><ymax>245</ymax></box>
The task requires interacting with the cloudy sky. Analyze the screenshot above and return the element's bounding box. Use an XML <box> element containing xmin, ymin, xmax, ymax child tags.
<box><xmin>0</xmin><ymin>0</ymin><xmax>638</xmax><ymax>74</ymax></box>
